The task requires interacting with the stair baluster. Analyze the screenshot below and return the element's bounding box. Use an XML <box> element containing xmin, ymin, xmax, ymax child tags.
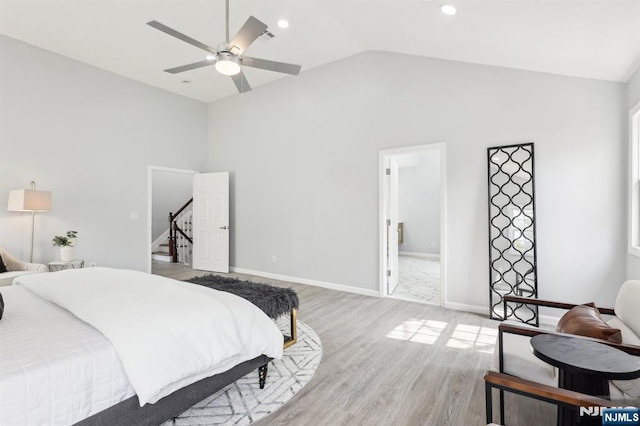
<box><xmin>167</xmin><ymin>198</ymin><xmax>193</xmax><ymax>265</ymax></box>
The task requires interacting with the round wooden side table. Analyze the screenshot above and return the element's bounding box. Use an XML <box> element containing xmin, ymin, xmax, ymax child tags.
<box><xmin>531</xmin><ymin>333</ymin><xmax>640</xmax><ymax>426</ymax></box>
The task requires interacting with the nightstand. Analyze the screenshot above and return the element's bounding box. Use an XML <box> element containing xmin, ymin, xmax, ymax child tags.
<box><xmin>48</xmin><ymin>260</ymin><xmax>85</xmax><ymax>272</ymax></box>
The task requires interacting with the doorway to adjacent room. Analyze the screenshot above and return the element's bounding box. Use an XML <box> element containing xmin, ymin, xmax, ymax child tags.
<box><xmin>379</xmin><ymin>144</ymin><xmax>446</xmax><ymax>306</ymax></box>
<box><xmin>148</xmin><ymin>167</ymin><xmax>230</xmax><ymax>275</ymax></box>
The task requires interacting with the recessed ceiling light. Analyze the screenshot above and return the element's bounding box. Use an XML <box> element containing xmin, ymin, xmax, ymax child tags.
<box><xmin>440</xmin><ymin>4</ymin><xmax>457</xmax><ymax>16</ymax></box>
<box><xmin>277</xmin><ymin>19</ymin><xmax>289</xmax><ymax>29</ymax></box>
<box><xmin>206</xmin><ymin>55</ymin><xmax>215</xmax><ymax>61</ymax></box>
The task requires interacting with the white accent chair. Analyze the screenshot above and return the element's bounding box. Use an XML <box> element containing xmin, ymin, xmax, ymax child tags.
<box><xmin>493</xmin><ymin>280</ymin><xmax>640</xmax><ymax>421</ymax></box>
<box><xmin>0</xmin><ymin>247</ymin><xmax>47</xmax><ymax>286</ymax></box>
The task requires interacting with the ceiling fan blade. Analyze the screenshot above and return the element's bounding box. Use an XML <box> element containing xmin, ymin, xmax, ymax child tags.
<box><xmin>147</xmin><ymin>20</ymin><xmax>217</xmax><ymax>55</ymax></box>
<box><xmin>227</xmin><ymin>16</ymin><xmax>267</xmax><ymax>55</ymax></box>
<box><xmin>231</xmin><ymin>71</ymin><xmax>252</xmax><ymax>93</ymax></box>
<box><xmin>241</xmin><ymin>56</ymin><xmax>301</xmax><ymax>75</ymax></box>
<box><xmin>164</xmin><ymin>60</ymin><xmax>214</xmax><ymax>74</ymax></box>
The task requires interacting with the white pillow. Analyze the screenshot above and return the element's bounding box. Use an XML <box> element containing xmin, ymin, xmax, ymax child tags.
<box><xmin>607</xmin><ymin>316</ymin><xmax>640</xmax><ymax>398</ymax></box>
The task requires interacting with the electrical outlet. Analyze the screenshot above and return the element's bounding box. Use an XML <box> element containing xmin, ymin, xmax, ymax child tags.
<box><xmin>271</xmin><ymin>255</ymin><xmax>277</xmax><ymax>263</ymax></box>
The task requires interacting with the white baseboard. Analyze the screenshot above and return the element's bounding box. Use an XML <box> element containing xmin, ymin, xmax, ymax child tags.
<box><xmin>229</xmin><ymin>268</ymin><xmax>560</xmax><ymax>324</ymax></box>
<box><xmin>444</xmin><ymin>301</ymin><xmax>487</xmax><ymax>315</ymax></box>
<box><xmin>230</xmin><ymin>267</ymin><xmax>379</xmax><ymax>297</ymax></box>
<box><xmin>444</xmin><ymin>301</ymin><xmax>561</xmax><ymax>327</ymax></box>
<box><xmin>399</xmin><ymin>251</ymin><xmax>440</xmax><ymax>260</ymax></box>
<box><xmin>229</xmin><ymin>267</ymin><xmax>562</xmax><ymax>325</ymax></box>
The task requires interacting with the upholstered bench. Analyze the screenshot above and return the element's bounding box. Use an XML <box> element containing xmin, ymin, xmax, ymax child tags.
<box><xmin>186</xmin><ymin>275</ymin><xmax>300</xmax><ymax>349</ymax></box>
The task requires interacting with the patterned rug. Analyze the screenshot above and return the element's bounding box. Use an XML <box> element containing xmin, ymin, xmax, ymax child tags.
<box><xmin>164</xmin><ymin>319</ymin><xmax>321</xmax><ymax>425</ymax></box>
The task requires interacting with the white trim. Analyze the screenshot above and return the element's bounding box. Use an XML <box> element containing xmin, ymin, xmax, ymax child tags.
<box><xmin>230</xmin><ymin>267</ymin><xmax>379</xmax><ymax>297</ymax></box>
<box><xmin>444</xmin><ymin>301</ymin><xmax>486</xmax><ymax>315</ymax></box>
<box><xmin>147</xmin><ymin>166</ymin><xmax>198</xmax><ymax>273</ymax></box>
<box><xmin>229</xmin><ymin>265</ymin><xmax>561</xmax><ymax>322</ymax></box>
<box><xmin>447</xmin><ymin>302</ymin><xmax>560</xmax><ymax>325</ymax></box>
<box><xmin>378</xmin><ymin>143</ymin><xmax>447</xmax><ymax>307</ymax></box>
<box><xmin>399</xmin><ymin>251</ymin><xmax>441</xmax><ymax>260</ymax></box>
<box><xmin>151</xmin><ymin>229</ymin><xmax>170</xmax><ymax>253</ymax></box>
<box><xmin>441</xmin><ymin>146</ymin><xmax>448</xmax><ymax>309</ymax></box>
<box><xmin>389</xmin><ymin>294</ymin><xmax>440</xmax><ymax>306</ymax></box>
<box><xmin>629</xmin><ymin>101</ymin><xmax>640</xmax><ymax>257</ymax></box>
<box><xmin>379</xmin><ymin>152</ymin><xmax>388</xmax><ymax>298</ymax></box>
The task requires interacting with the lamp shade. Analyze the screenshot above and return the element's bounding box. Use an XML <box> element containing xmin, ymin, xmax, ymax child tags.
<box><xmin>8</xmin><ymin>189</ymin><xmax>52</xmax><ymax>212</ymax></box>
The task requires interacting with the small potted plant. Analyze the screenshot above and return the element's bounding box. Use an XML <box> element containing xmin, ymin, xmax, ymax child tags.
<box><xmin>53</xmin><ymin>230</ymin><xmax>78</xmax><ymax>262</ymax></box>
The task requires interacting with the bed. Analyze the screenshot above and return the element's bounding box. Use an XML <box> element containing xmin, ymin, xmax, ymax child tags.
<box><xmin>0</xmin><ymin>267</ymin><xmax>284</xmax><ymax>426</ymax></box>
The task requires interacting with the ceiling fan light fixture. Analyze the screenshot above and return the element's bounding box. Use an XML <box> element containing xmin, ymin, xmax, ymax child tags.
<box><xmin>214</xmin><ymin>52</ymin><xmax>241</xmax><ymax>76</ymax></box>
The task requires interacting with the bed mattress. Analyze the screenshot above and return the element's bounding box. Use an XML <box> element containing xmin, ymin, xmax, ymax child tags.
<box><xmin>0</xmin><ymin>286</ymin><xmax>135</xmax><ymax>426</ymax></box>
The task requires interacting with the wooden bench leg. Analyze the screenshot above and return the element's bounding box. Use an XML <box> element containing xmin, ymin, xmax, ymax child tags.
<box><xmin>283</xmin><ymin>308</ymin><xmax>298</xmax><ymax>349</ymax></box>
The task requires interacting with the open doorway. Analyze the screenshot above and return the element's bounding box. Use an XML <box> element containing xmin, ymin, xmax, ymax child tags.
<box><xmin>147</xmin><ymin>166</ymin><xmax>197</xmax><ymax>274</ymax></box>
<box><xmin>379</xmin><ymin>144</ymin><xmax>446</xmax><ymax>306</ymax></box>
<box><xmin>148</xmin><ymin>167</ymin><xmax>231</xmax><ymax>276</ymax></box>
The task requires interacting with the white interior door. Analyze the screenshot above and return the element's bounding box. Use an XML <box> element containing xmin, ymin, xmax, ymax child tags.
<box><xmin>387</xmin><ymin>159</ymin><xmax>399</xmax><ymax>294</ymax></box>
<box><xmin>192</xmin><ymin>172</ymin><xmax>229</xmax><ymax>272</ymax></box>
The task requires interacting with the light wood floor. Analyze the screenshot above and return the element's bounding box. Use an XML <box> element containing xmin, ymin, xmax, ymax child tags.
<box><xmin>152</xmin><ymin>262</ymin><xmax>555</xmax><ymax>426</ymax></box>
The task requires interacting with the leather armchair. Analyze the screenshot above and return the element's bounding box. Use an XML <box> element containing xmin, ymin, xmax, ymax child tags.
<box><xmin>493</xmin><ymin>281</ymin><xmax>640</xmax><ymax>420</ymax></box>
<box><xmin>0</xmin><ymin>247</ymin><xmax>47</xmax><ymax>286</ymax></box>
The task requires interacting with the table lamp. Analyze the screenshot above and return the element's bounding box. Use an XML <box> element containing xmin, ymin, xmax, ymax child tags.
<box><xmin>7</xmin><ymin>181</ymin><xmax>53</xmax><ymax>262</ymax></box>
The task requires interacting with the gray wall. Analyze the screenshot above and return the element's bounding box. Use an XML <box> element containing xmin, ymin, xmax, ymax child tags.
<box><xmin>0</xmin><ymin>36</ymin><xmax>208</xmax><ymax>270</ymax></box>
<box><xmin>627</xmin><ymin>65</ymin><xmax>640</xmax><ymax>109</ymax></box>
<box><xmin>152</xmin><ymin>171</ymin><xmax>194</xmax><ymax>241</ymax></box>
<box><xmin>398</xmin><ymin>151</ymin><xmax>441</xmax><ymax>255</ymax></box>
<box><xmin>207</xmin><ymin>51</ymin><xmax>626</xmax><ymax>310</ymax></box>
<box><xmin>1</xmin><ymin>34</ymin><xmax>630</xmax><ymax>311</ymax></box>
<box><xmin>626</xmin><ymin>64</ymin><xmax>640</xmax><ymax>279</ymax></box>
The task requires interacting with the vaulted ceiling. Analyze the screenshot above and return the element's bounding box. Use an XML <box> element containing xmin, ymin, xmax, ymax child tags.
<box><xmin>2</xmin><ymin>0</ymin><xmax>640</xmax><ymax>103</ymax></box>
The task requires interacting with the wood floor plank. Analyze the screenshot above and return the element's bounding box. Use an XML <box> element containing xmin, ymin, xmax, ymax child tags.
<box><xmin>152</xmin><ymin>262</ymin><xmax>555</xmax><ymax>425</ymax></box>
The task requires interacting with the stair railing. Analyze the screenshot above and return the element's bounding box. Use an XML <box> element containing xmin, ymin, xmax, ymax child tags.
<box><xmin>169</xmin><ymin>198</ymin><xmax>193</xmax><ymax>264</ymax></box>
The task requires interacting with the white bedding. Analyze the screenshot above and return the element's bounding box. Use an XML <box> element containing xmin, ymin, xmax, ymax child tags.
<box><xmin>14</xmin><ymin>267</ymin><xmax>283</xmax><ymax>406</ymax></box>
<box><xmin>0</xmin><ymin>285</ymin><xmax>135</xmax><ymax>426</ymax></box>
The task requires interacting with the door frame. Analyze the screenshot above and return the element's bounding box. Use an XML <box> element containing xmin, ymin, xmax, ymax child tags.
<box><xmin>147</xmin><ymin>165</ymin><xmax>198</xmax><ymax>273</ymax></box>
<box><xmin>378</xmin><ymin>143</ymin><xmax>447</xmax><ymax>306</ymax></box>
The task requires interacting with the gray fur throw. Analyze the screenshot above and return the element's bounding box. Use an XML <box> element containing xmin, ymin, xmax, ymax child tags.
<box><xmin>186</xmin><ymin>275</ymin><xmax>299</xmax><ymax>319</ymax></box>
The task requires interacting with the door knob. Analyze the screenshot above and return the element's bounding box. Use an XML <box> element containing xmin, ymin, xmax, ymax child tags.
<box><xmin>219</xmin><ymin>226</ymin><xmax>229</xmax><ymax>230</ymax></box>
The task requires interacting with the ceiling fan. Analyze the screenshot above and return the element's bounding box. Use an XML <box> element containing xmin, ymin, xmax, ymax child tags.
<box><xmin>147</xmin><ymin>0</ymin><xmax>301</xmax><ymax>93</ymax></box>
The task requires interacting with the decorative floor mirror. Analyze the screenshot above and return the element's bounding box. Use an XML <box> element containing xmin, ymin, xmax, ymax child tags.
<box><xmin>487</xmin><ymin>142</ymin><xmax>538</xmax><ymax>325</ymax></box>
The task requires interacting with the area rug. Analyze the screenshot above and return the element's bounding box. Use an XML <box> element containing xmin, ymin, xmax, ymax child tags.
<box><xmin>163</xmin><ymin>318</ymin><xmax>322</xmax><ymax>426</ymax></box>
